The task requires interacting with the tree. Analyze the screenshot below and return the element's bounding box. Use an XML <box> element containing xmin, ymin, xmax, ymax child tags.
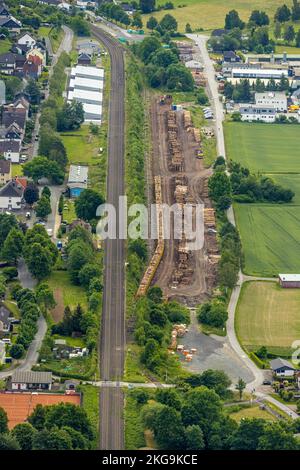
<box><xmin>155</xmin><ymin>388</ymin><xmax>182</xmax><ymax>410</ymax></box>
<box><xmin>0</xmin><ymin>433</ymin><xmax>20</xmax><ymax>450</ymax></box>
<box><xmin>24</xmin><ymin>182</ymin><xmax>39</xmax><ymax>205</ymax></box>
<box><xmin>42</xmin><ymin>403</ymin><xmax>94</xmax><ymax>440</ymax></box>
<box><xmin>10</xmin><ymin>343</ymin><xmax>24</xmax><ymax>359</ymax></box>
<box><xmin>166</xmin><ymin>63</ymin><xmax>194</xmax><ymax>91</ymax></box>
<box><xmin>235</xmin><ymin>378</ymin><xmax>246</xmax><ymax>400</ymax></box>
<box><xmin>208</xmin><ymin>171</ymin><xmax>231</xmax><ymax>205</ymax></box>
<box><xmin>27</xmin><ymin>243</ymin><xmax>53</xmax><ymax>280</ymax></box>
<box><xmin>41</xmin><ymin>186</ymin><xmax>51</xmax><ymax>199</ymax></box>
<box><xmin>274</xmin><ymin>21</ymin><xmax>282</xmax><ymax>39</ymax></box>
<box><xmin>38</xmin><ymin>125</ymin><xmax>68</xmax><ymax>170</ymax></box>
<box><xmin>78</xmin><ymin>263</ymin><xmax>101</xmax><ymax>288</ymax></box>
<box><xmin>292</xmin><ymin>0</ymin><xmax>300</xmax><ymax>20</ymax></box>
<box><xmin>284</xmin><ymin>24</ymin><xmax>295</xmax><ymax>42</ymax></box>
<box><xmin>0</xmin><ymin>407</ymin><xmax>8</xmax><ymax>434</ymax></box>
<box><xmin>11</xmin><ymin>423</ymin><xmax>37</xmax><ymax>450</ymax></box>
<box><xmin>225</xmin><ymin>10</ymin><xmax>245</xmax><ymax>30</ymax></box>
<box><xmin>230</xmin><ymin>418</ymin><xmax>266</xmax><ymax>450</ymax></box>
<box><xmin>186</xmin><ymin>370</ymin><xmax>231</xmax><ymax>399</ymax></box>
<box><xmin>132</xmin><ymin>12</ymin><xmax>143</xmax><ymax>29</ymax></box>
<box><xmin>147</xmin><ymin>286</ymin><xmax>163</xmax><ymax>304</ymax></box>
<box><xmin>33</xmin><ymin>428</ymin><xmax>72</xmax><ymax>450</ymax></box>
<box><xmin>70</xmin><ymin>16</ymin><xmax>90</xmax><ymax>36</ymax></box>
<box><xmin>147</xmin><ymin>16</ymin><xmax>158</xmax><ymax>30</ymax></box>
<box><xmin>274</xmin><ymin>4</ymin><xmax>291</xmax><ymax>23</ymax></box>
<box><xmin>151</xmin><ymin>405</ymin><xmax>185</xmax><ymax>449</ymax></box>
<box><xmin>140</xmin><ymin>0</ymin><xmax>156</xmax><ymax>14</ymax></box>
<box><xmin>67</xmin><ymin>240</ymin><xmax>93</xmax><ymax>284</ymax></box>
<box><xmin>185</xmin><ymin>23</ymin><xmax>192</xmax><ymax>33</ymax></box>
<box><xmin>258</xmin><ymin>422</ymin><xmax>299</xmax><ymax>450</ymax></box>
<box><xmin>218</xmin><ymin>261</ymin><xmax>238</xmax><ymax>289</ymax></box>
<box><xmin>185</xmin><ymin>425</ymin><xmax>205</xmax><ymax>450</ymax></box>
<box><xmin>296</xmin><ymin>29</ymin><xmax>300</xmax><ymax>47</ymax></box>
<box><xmin>57</xmin><ymin>101</ymin><xmax>85</xmax><ymax>132</ymax></box>
<box><xmin>160</xmin><ymin>14</ymin><xmax>178</xmax><ymax>32</ymax></box>
<box><xmin>2</xmin><ymin>228</ymin><xmax>24</xmax><ymax>264</ymax></box>
<box><xmin>35</xmin><ymin>196</ymin><xmax>51</xmax><ymax>219</ymax></box>
<box><xmin>197</xmin><ymin>300</ymin><xmax>228</xmax><ymax>328</ymax></box>
<box><xmin>249</xmin><ymin>10</ymin><xmax>269</xmax><ymax>26</ymax></box>
<box><xmin>74</xmin><ymin>189</ymin><xmax>104</xmax><ymax>222</ymax></box>
<box><xmin>0</xmin><ymin>213</ymin><xmax>17</xmax><ymax>249</ymax></box>
<box><xmin>25</xmin><ymin>79</ymin><xmax>41</xmax><ymax>104</ymax></box>
<box><xmin>23</xmin><ymin>157</ymin><xmax>64</xmax><ymax>185</ymax></box>
<box><xmin>36</xmin><ymin>283</ymin><xmax>56</xmax><ymax>311</ymax></box>
<box><xmin>139</xmin><ymin>36</ymin><xmax>161</xmax><ymax>63</ymax></box>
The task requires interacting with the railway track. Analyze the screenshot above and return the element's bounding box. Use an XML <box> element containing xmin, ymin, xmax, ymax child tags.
<box><xmin>91</xmin><ymin>24</ymin><xmax>126</xmax><ymax>450</ymax></box>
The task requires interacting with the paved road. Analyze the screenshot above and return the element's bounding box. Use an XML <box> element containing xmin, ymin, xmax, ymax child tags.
<box><xmin>91</xmin><ymin>25</ymin><xmax>126</xmax><ymax>450</ymax></box>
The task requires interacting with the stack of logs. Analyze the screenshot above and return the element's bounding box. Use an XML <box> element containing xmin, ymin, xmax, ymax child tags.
<box><xmin>166</xmin><ymin>110</ymin><xmax>184</xmax><ymax>171</ymax></box>
<box><xmin>136</xmin><ymin>176</ymin><xmax>164</xmax><ymax>297</ymax></box>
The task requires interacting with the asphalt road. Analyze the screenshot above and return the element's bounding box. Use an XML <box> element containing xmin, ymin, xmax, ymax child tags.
<box><xmin>91</xmin><ymin>25</ymin><xmax>126</xmax><ymax>450</ymax></box>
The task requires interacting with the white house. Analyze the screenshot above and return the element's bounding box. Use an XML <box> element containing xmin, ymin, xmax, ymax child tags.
<box><xmin>11</xmin><ymin>371</ymin><xmax>52</xmax><ymax>391</ymax></box>
<box><xmin>239</xmin><ymin>104</ymin><xmax>276</xmax><ymax>123</ymax></box>
<box><xmin>270</xmin><ymin>358</ymin><xmax>296</xmax><ymax>377</ymax></box>
<box><xmin>0</xmin><ymin>140</ymin><xmax>21</xmax><ymax>162</ymax></box>
<box><xmin>0</xmin><ymin>179</ymin><xmax>24</xmax><ymax>210</ymax></box>
<box><xmin>17</xmin><ymin>33</ymin><xmax>36</xmax><ymax>48</ymax></box>
<box><xmin>255</xmin><ymin>92</ymin><xmax>287</xmax><ymax>112</ymax></box>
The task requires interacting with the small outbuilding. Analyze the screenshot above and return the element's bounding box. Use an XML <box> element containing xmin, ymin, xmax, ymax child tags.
<box><xmin>279</xmin><ymin>274</ymin><xmax>300</xmax><ymax>288</ymax></box>
<box><xmin>67</xmin><ymin>164</ymin><xmax>88</xmax><ymax>198</ymax></box>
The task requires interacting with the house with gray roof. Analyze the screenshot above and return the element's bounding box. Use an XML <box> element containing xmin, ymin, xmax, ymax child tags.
<box><xmin>11</xmin><ymin>371</ymin><xmax>52</xmax><ymax>391</ymax></box>
<box><xmin>0</xmin><ymin>178</ymin><xmax>24</xmax><ymax>210</ymax></box>
<box><xmin>68</xmin><ymin>164</ymin><xmax>88</xmax><ymax>198</ymax></box>
<box><xmin>270</xmin><ymin>358</ymin><xmax>296</xmax><ymax>377</ymax></box>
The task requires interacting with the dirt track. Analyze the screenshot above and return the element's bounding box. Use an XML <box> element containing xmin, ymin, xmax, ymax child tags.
<box><xmin>150</xmin><ymin>99</ymin><xmax>217</xmax><ymax>306</ymax></box>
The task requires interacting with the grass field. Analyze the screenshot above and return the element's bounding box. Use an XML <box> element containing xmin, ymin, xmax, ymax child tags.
<box><xmin>124</xmin><ymin>391</ymin><xmax>147</xmax><ymax>449</ymax></box>
<box><xmin>224</xmin><ymin>122</ymin><xmax>300</xmax><ymax>174</ymax></box>
<box><xmin>78</xmin><ymin>384</ymin><xmax>99</xmax><ymax>448</ymax></box>
<box><xmin>234</xmin><ymin>204</ymin><xmax>300</xmax><ymax>276</ymax></box>
<box><xmin>229</xmin><ymin>404</ymin><xmax>276</xmax><ymax>422</ymax></box>
<box><xmin>47</xmin><ymin>271</ymin><xmax>87</xmax><ymax>322</ymax></box>
<box><xmin>236</xmin><ymin>281</ymin><xmax>300</xmax><ymax>355</ymax></box>
<box><xmin>143</xmin><ymin>0</ymin><xmax>286</xmax><ymax>32</ymax></box>
<box><xmin>0</xmin><ymin>38</ymin><xmax>11</xmax><ymax>54</ymax></box>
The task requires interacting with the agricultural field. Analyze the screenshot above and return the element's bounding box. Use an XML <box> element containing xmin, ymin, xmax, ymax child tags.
<box><xmin>224</xmin><ymin>122</ymin><xmax>300</xmax><ymax>173</ymax></box>
<box><xmin>143</xmin><ymin>0</ymin><xmax>286</xmax><ymax>32</ymax></box>
<box><xmin>236</xmin><ymin>281</ymin><xmax>300</xmax><ymax>356</ymax></box>
<box><xmin>234</xmin><ymin>204</ymin><xmax>300</xmax><ymax>276</ymax></box>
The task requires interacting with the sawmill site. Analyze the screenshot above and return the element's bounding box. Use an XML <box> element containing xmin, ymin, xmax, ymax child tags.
<box><xmin>137</xmin><ymin>96</ymin><xmax>219</xmax><ymax>306</ymax></box>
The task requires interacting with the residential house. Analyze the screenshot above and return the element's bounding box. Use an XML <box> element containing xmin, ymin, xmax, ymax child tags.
<box><xmin>2</xmin><ymin>104</ymin><xmax>27</xmax><ymax>129</ymax></box>
<box><xmin>77</xmin><ymin>52</ymin><xmax>92</xmax><ymax>66</ymax></box>
<box><xmin>270</xmin><ymin>358</ymin><xmax>296</xmax><ymax>377</ymax></box>
<box><xmin>68</xmin><ymin>165</ymin><xmax>88</xmax><ymax>197</ymax></box>
<box><xmin>0</xmin><ymin>3</ymin><xmax>10</xmax><ymax>18</ymax></box>
<box><xmin>3</xmin><ymin>122</ymin><xmax>23</xmax><ymax>140</ymax></box>
<box><xmin>255</xmin><ymin>92</ymin><xmax>287</xmax><ymax>112</ymax></box>
<box><xmin>23</xmin><ymin>55</ymin><xmax>42</xmax><ymax>79</ymax></box>
<box><xmin>0</xmin><ymin>16</ymin><xmax>21</xmax><ymax>34</ymax></box>
<box><xmin>26</xmin><ymin>47</ymin><xmax>46</xmax><ymax>66</ymax></box>
<box><xmin>0</xmin><ymin>304</ymin><xmax>11</xmax><ymax>337</ymax></box>
<box><xmin>0</xmin><ymin>340</ymin><xmax>5</xmax><ymax>364</ymax></box>
<box><xmin>0</xmin><ymin>140</ymin><xmax>21</xmax><ymax>162</ymax></box>
<box><xmin>0</xmin><ymin>178</ymin><xmax>24</xmax><ymax>209</ymax></box>
<box><xmin>11</xmin><ymin>43</ymin><xmax>30</xmax><ymax>56</ymax></box>
<box><xmin>11</xmin><ymin>371</ymin><xmax>53</xmax><ymax>391</ymax></box>
<box><xmin>0</xmin><ymin>52</ymin><xmax>17</xmax><ymax>75</ymax></box>
<box><xmin>0</xmin><ymin>159</ymin><xmax>11</xmax><ymax>185</ymax></box>
<box><xmin>223</xmin><ymin>51</ymin><xmax>241</xmax><ymax>63</ymax></box>
<box><xmin>17</xmin><ymin>33</ymin><xmax>36</xmax><ymax>48</ymax></box>
<box><xmin>239</xmin><ymin>104</ymin><xmax>276</xmax><ymax>123</ymax></box>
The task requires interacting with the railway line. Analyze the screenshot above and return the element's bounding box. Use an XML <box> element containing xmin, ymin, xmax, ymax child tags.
<box><xmin>91</xmin><ymin>24</ymin><xmax>126</xmax><ymax>450</ymax></box>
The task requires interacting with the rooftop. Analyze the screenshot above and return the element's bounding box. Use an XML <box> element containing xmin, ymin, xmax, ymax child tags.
<box><xmin>12</xmin><ymin>371</ymin><xmax>52</xmax><ymax>384</ymax></box>
<box><xmin>279</xmin><ymin>274</ymin><xmax>300</xmax><ymax>282</ymax></box>
<box><xmin>0</xmin><ymin>159</ymin><xmax>10</xmax><ymax>174</ymax></box>
<box><xmin>71</xmin><ymin>65</ymin><xmax>104</xmax><ymax>80</ymax></box>
<box><xmin>270</xmin><ymin>358</ymin><xmax>296</xmax><ymax>371</ymax></box>
<box><xmin>68</xmin><ymin>164</ymin><xmax>88</xmax><ymax>184</ymax></box>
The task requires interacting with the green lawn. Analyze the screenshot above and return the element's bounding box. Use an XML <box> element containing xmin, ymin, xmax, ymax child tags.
<box><xmin>236</xmin><ymin>281</ymin><xmax>300</xmax><ymax>356</ymax></box>
<box><xmin>143</xmin><ymin>0</ymin><xmax>286</xmax><ymax>32</ymax></box>
<box><xmin>47</xmin><ymin>270</ymin><xmax>87</xmax><ymax>310</ymax></box>
<box><xmin>78</xmin><ymin>384</ymin><xmax>99</xmax><ymax>448</ymax></box>
<box><xmin>62</xmin><ymin>199</ymin><xmax>76</xmax><ymax>224</ymax></box>
<box><xmin>38</xmin><ymin>26</ymin><xmax>51</xmax><ymax>38</ymax></box>
<box><xmin>125</xmin><ymin>391</ymin><xmax>147</xmax><ymax>449</ymax></box>
<box><xmin>269</xmin><ymin>174</ymin><xmax>300</xmax><ymax>205</ymax></box>
<box><xmin>229</xmin><ymin>404</ymin><xmax>276</xmax><ymax>422</ymax></box>
<box><xmin>224</xmin><ymin>122</ymin><xmax>300</xmax><ymax>174</ymax></box>
<box><xmin>49</xmin><ymin>27</ymin><xmax>64</xmax><ymax>53</ymax></box>
<box><xmin>0</xmin><ymin>38</ymin><xmax>11</xmax><ymax>54</ymax></box>
<box><xmin>234</xmin><ymin>204</ymin><xmax>300</xmax><ymax>276</ymax></box>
